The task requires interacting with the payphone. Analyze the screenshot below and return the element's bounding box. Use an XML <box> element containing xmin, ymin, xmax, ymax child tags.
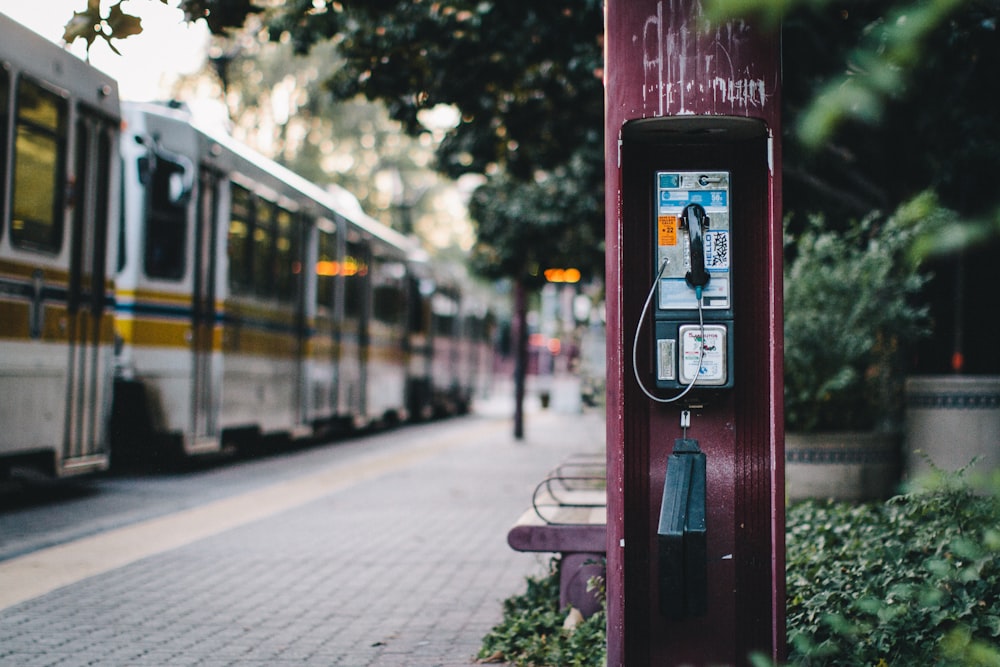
<box><xmin>632</xmin><ymin>170</ymin><xmax>735</xmax><ymax>401</ymax></box>
<box><xmin>631</xmin><ymin>170</ymin><xmax>737</xmax><ymax>617</ymax></box>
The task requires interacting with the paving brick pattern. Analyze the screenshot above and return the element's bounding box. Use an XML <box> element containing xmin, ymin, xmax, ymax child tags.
<box><xmin>0</xmin><ymin>399</ymin><xmax>604</xmax><ymax>667</ymax></box>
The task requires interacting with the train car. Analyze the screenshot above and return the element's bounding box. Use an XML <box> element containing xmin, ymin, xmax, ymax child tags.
<box><xmin>0</xmin><ymin>14</ymin><xmax>121</xmax><ymax>477</ymax></box>
<box><xmin>408</xmin><ymin>261</ymin><xmax>496</xmax><ymax>418</ymax></box>
<box><xmin>458</xmin><ymin>284</ymin><xmax>497</xmax><ymax>409</ymax></box>
<box><xmin>342</xmin><ymin>195</ymin><xmax>413</xmax><ymax>429</ymax></box>
<box><xmin>112</xmin><ymin>101</ymin><xmax>421</xmax><ymax>463</ymax></box>
<box><xmin>0</xmin><ymin>16</ymin><xmax>494</xmax><ymax>474</ymax></box>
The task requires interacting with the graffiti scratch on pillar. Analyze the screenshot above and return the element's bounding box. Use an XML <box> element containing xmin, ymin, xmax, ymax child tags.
<box><xmin>639</xmin><ymin>0</ymin><xmax>770</xmax><ymax>117</ymax></box>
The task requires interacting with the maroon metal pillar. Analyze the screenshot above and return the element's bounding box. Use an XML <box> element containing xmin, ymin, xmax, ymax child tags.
<box><xmin>604</xmin><ymin>2</ymin><xmax>784</xmax><ymax>665</ymax></box>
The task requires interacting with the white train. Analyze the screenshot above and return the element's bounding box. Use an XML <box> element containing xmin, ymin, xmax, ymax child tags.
<box><xmin>0</xmin><ymin>13</ymin><xmax>121</xmax><ymax>476</ymax></box>
<box><xmin>0</xmin><ymin>15</ymin><xmax>494</xmax><ymax>476</ymax></box>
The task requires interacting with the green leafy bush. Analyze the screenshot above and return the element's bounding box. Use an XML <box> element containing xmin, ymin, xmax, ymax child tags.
<box><xmin>484</xmin><ymin>472</ymin><xmax>1000</xmax><ymax>667</ymax></box>
<box><xmin>786</xmin><ymin>474</ymin><xmax>1000</xmax><ymax>665</ymax></box>
<box><xmin>784</xmin><ymin>195</ymin><xmax>936</xmax><ymax>432</ymax></box>
<box><xmin>478</xmin><ymin>558</ymin><xmax>606</xmax><ymax>667</ymax></box>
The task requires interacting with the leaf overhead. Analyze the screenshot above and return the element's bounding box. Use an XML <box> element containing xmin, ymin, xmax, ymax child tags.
<box><xmin>62</xmin><ymin>9</ymin><xmax>101</xmax><ymax>47</ymax></box>
<box><xmin>106</xmin><ymin>4</ymin><xmax>143</xmax><ymax>40</ymax></box>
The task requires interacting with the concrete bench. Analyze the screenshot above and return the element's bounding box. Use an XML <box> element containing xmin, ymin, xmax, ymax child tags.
<box><xmin>507</xmin><ymin>456</ymin><xmax>607</xmax><ymax>617</ymax></box>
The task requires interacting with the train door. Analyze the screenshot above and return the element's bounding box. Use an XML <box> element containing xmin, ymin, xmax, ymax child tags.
<box><xmin>405</xmin><ymin>272</ymin><xmax>435</xmax><ymax>421</ymax></box>
<box><xmin>431</xmin><ymin>288</ymin><xmax>460</xmax><ymax>415</ymax></box>
<box><xmin>63</xmin><ymin>108</ymin><xmax>116</xmax><ymax>472</ymax></box>
<box><xmin>191</xmin><ymin>166</ymin><xmax>221</xmax><ymax>446</ymax></box>
<box><xmin>339</xmin><ymin>238</ymin><xmax>370</xmax><ymax>427</ymax></box>
<box><xmin>368</xmin><ymin>252</ymin><xmax>409</xmax><ymax>422</ymax></box>
<box><xmin>310</xmin><ymin>220</ymin><xmax>339</xmax><ymax>428</ymax></box>
<box><xmin>279</xmin><ymin>207</ymin><xmax>309</xmax><ymax>437</ymax></box>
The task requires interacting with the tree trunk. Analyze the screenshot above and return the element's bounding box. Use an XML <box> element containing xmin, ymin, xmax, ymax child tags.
<box><xmin>513</xmin><ymin>277</ymin><xmax>528</xmax><ymax>440</ymax></box>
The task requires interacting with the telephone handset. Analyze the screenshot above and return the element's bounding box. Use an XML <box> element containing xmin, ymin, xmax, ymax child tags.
<box><xmin>682</xmin><ymin>203</ymin><xmax>710</xmax><ymax>292</ymax></box>
<box><xmin>632</xmin><ymin>171</ymin><xmax>734</xmax><ymax>399</ymax></box>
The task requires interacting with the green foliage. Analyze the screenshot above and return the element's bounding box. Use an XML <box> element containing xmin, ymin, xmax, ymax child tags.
<box><xmin>64</xmin><ymin>0</ymin><xmax>1000</xmax><ymax>280</ymax></box>
<box><xmin>179</xmin><ymin>32</ymin><xmax>473</xmax><ymax>249</ymax></box>
<box><xmin>706</xmin><ymin>0</ymin><xmax>978</xmax><ymax>144</ymax></box>
<box><xmin>708</xmin><ymin>0</ymin><xmax>1000</xmax><ymax>254</ymax></box>
<box><xmin>268</xmin><ymin>1</ymin><xmax>605</xmax><ymax>180</ymax></box>
<box><xmin>467</xmin><ymin>144</ymin><xmax>604</xmax><ymax>283</ymax></box>
<box><xmin>484</xmin><ymin>479</ymin><xmax>1000</xmax><ymax>667</ymax></box>
<box><xmin>783</xmin><ymin>194</ymin><xmax>933</xmax><ymax>432</ymax></box>
<box><xmin>793</xmin><ymin>0</ymin><xmax>966</xmax><ymax>148</ymax></box>
<box><xmin>478</xmin><ymin>559</ymin><xmax>607</xmax><ymax>667</ymax></box>
<box><xmin>785</xmin><ymin>475</ymin><xmax>1000</xmax><ymax>666</ymax></box>
<box><xmin>265</xmin><ymin>0</ymin><xmax>607</xmax><ymax>283</ymax></box>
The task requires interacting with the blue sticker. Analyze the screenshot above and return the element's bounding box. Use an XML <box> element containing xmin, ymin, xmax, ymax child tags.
<box><xmin>658</xmin><ymin>173</ymin><xmax>680</xmax><ymax>189</ymax></box>
<box><xmin>688</xmin><ymin>190</ymin><xmax>728</xmax><ymax>207</ymax></box>
<box><xmin>659</xmin><ymin>190</ymin><xmax>689</xmax><ymax>206</ymax></box>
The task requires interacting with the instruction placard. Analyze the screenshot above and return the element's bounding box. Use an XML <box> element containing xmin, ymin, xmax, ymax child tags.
<box><xmin>654</xmin><ymin>170</ymin><xmax>731</xmax><ymax>311</ymax></box>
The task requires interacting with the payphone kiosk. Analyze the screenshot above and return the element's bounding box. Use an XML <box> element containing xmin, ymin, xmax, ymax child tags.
<box><xmin>605</xmin><ymin>2</ymin><xmax>783</xmax><ymax>664</ymax></box>
<box><xmin>634</xmin><ymin>170</ymin><xmax>735</xmax><ymax>398</ymax></box>
<box><xmin>630</xmin><ymin>168</ymin><xmax>737</xmax><ymax>617</ymax></box>
<box><xmin>614</xmin><ymin>113</ymin><xmax>782</xmax><ymax>663</ymax></box>
<box><xmin>631</xmin><ymin>169</ymin><xmax>736</xmax><ymax>618</ymax></box>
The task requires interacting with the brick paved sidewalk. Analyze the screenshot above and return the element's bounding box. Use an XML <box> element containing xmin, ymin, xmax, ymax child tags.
<box><xmin>0</xmin><ymin>393</ymin><xmax>605</xmax><ymax>667</ymax></box>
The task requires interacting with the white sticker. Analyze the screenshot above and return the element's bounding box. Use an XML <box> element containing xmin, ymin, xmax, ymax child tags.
<box><xmin>679</xmin><ymin>325</ymin><xmax>727</xmax><ymax>385</ymax></box>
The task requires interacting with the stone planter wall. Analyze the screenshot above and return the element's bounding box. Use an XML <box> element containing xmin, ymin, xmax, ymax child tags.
<box><xmin>785</xmin><ymin>431</ymin><xmax>902</xmax><ymax>502</ymax></box>
<box><xmin>904</xmin><ymin>375</ymin><xmax>1000</xmax><ymax>485</ymax></box>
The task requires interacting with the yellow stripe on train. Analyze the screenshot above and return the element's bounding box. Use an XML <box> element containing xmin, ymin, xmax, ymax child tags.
<box><xmin>0</xmin><ymin>303</ymin><xmax>115</xmax><ymax>342</ymax></box>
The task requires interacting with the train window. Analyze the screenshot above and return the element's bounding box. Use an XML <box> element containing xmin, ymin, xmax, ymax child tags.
<box><xmin>10</xmin><ymin>77</ymin><xmax>67</xmax><ymax>253</ymax></box>
<box><xmin>374</xmin><ymin>284</ymin><xmax>406</xmax><ymax>325</ymax></box>
<box><xmin>117</xmin><ymin>157</ymin><xmax>126</xmax><ymax>272</ymax></box>
<box><xmin>227</xmin><ymin>184</ymin><xmax>253</xmax><ymax>293</ymax></box>
<box><xmin>68</xmin><ymin>117</ymin><xmax>89</xmax><ymax>311</ymax></box>
<box><xmin>274</xmin><ymin>207</ymin><xmax>297</xmax><ymax>303</ymax></box>
<box><xmin>464</xmin><ymin>314</ymin><xmax>483</xmax><ymax>342</ymax></box>
<box><xmin>373</xmin><ymin>259</ymin><xmax>407</xmax><ymax>325</ymax></box>
<box><xmin>144</xmin><ymin>155</ymin><xmax>188</xmax><ymax>280</ymax></box>
<box><xmin>407</xmin><ymin>278</ymin><xmax>430</xmax><ymax>335</ymax></box>
<box><xmin>253</xmin><ymin>198</ymin><xmax>275</xmax><ymax>297</ymax></box>
<box><xmin>72</xmin><ymin>113</ymin><xmax>114</xmax><ymax>313</ymax></box>
<box><xmin>93</xmin><ymin>121</ymin><xmax>113</xmax><ymax>312</ymax></box>
<box><xmin>432</xmin><ymin>293</ymin><xmax>459</xmax><ymax>337</ymax></box>
<box><xmin>343</xmin><ymin>243</ymin><xmax>368</xmax><ymax>320</ymax></box>
<box><xmin>0</xmin><ymin>68</ymin><xmax>7</xmax><ymax>242</ymax></box>
<box><xmin>316</xmin><ymin>227</ymin><xmax>337</xmax><ymax>312</ymax></box>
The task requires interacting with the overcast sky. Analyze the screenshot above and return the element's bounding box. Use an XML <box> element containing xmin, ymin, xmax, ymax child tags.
<box><xmin>0</xmin><ymin>1</ymin><xmax>209</xmax><ymax>100</ymax></box>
